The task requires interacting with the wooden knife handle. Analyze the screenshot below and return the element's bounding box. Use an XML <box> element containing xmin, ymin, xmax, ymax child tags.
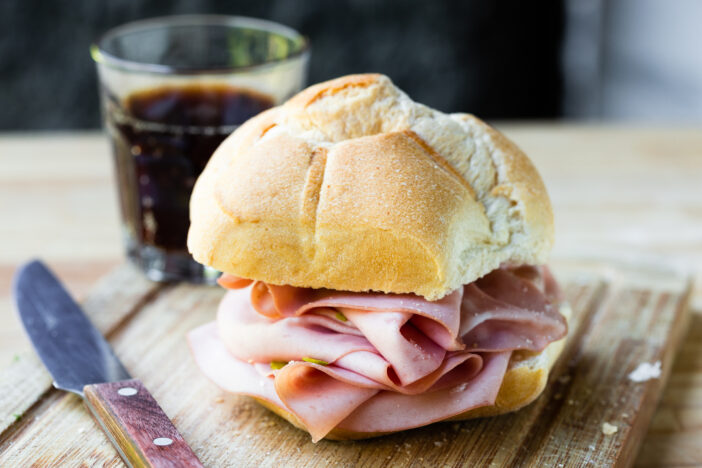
<box><xmin>84</xmin><ymin>379</ymin><xmax>203</xmax><ymax>468</ymax></box>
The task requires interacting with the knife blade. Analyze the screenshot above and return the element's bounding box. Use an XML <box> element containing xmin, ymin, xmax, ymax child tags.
<box><xmin>13</xmin><ymin>260</ymin><xmax>203</xmax><ymax>468</ymax></box>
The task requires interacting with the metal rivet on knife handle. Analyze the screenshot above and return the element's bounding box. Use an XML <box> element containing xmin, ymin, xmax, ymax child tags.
<box><xmin>118</xmin><ymin>387</ymin><xmax>138</xmax><ymax>396</ymax></box>
<box><xmin>154</xmin><ymin>438</ymin><xmax>174</xmax><ymax>446</ymax></box>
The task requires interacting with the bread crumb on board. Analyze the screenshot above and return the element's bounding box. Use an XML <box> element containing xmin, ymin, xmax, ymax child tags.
<box><xmin>628</xmin><ymin>361</ymin><xmax>661</xmax><ymax>382</ymax></box>
<box><xmin>602</xmin><ymin>422</ymin><xmax>618</xmax><ymax>435</ymax></box>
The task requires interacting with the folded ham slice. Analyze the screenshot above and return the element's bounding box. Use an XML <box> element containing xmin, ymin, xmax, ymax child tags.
<box><xmin>188</xmin><ymin>265</ymin><xmax>566</xmax><ymax>441</ymax></box>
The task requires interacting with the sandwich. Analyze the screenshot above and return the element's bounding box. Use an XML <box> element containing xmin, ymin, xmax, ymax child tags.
<box><xmin>186</xmin><ymin>74</ymin><xmax>569</xmax><ymax>442</ymax></box>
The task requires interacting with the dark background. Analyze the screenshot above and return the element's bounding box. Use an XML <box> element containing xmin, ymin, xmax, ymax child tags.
<box><xmin>0</xmin><ymin>0</ymin><xmax>564</xmax><ymax>130</ymax></box>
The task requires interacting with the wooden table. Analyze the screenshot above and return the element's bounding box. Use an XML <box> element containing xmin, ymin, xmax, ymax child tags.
<box><xmin>0</xmin><ymin>127</ymin><xmax>700</xmax><ymax>466</ymax></box>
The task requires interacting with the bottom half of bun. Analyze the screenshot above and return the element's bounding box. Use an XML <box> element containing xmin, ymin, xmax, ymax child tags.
<box><xmin>250</xmin><ymin>302</ymin><xmax>571</xmax><ymax>440</ymax></box>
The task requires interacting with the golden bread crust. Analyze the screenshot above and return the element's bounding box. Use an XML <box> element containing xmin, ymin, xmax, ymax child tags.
<box><xmin>188</xmin><ymin>74</ymin><xmax>554</xmax><ymax>299</ymax></box>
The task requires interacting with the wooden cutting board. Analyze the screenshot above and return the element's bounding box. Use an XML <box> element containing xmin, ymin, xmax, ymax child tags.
<box><xmin>0</xmin><ymin>258</ymin><xmax>690</xmax><ymax>467</ymax></box>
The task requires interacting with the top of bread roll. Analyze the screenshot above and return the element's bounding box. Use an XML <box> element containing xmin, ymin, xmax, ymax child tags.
<box><xmin>188</xmin><ymin>74</ymin><xmax>553</xmax><ymax>300</ymax></box>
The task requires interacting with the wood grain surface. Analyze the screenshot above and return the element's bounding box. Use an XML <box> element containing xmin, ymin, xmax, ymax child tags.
<box><xmin>0</xmin><ymin>127</ymin><xmax>700</xmax><ymax>466</ymax></box>
<box><xmin>0</xmin><ymin>260</ymin><xmax>691</xmax><ymax>467</ymax></box>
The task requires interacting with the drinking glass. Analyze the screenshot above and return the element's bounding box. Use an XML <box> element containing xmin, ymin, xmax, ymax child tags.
<box><xmin>92</xmin><ymin>15</ymin><xmax>309</xmax><ymax>283</ymax></box>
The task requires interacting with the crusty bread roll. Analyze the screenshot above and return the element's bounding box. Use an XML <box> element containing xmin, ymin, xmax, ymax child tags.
<box><xmin>252</xmin><ymin>302</ymin><xmax>570</xmax><ymax>440</ymax></box>
<box><xmin>188</xmin><ymin>74</ymin><xmax>554</xmax><ymax>300</ymax></box>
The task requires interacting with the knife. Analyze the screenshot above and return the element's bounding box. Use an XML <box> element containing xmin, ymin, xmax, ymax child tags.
<box><xmin>12</xmin><ymin>260</ymin><xmax>203</xmax><ymax>468</ymax></box>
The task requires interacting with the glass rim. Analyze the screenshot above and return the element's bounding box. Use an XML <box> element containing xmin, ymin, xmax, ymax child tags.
<box><xmin>91</xmin><ymin>14</ymin><xmax>310</xmax><ymax>75</ymax></box>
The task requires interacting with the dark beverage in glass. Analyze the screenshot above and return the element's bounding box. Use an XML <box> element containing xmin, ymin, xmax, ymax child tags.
<box><xmin>107</xmin><ymin>85</ymin><xmax>273</xmax><ymax>272</ymax></box>
<box><xmin>92</xmin><ymin>16</ymin><xmax>309</xmax><ymax>283</ymax></box>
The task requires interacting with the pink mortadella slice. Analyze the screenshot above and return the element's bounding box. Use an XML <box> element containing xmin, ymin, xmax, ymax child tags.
<box><xmin>217</xmin><ymin>288</ymin><xmax>373</xmax><ymax>365</ymax></box>
<box><xmin>273</xmin><ymin>349</ymin><xmax>490</xmax><ymax>441</ymax></box>
<box><xmin>217</xmin><ymin>274</ymin><xmax>253</xmax><ymax>290</ymax></box>
<box><xmin>216</xmin><ymin>287</ymin><xmax>467</xmax><ymax>389</ymax></box>
<box><xmin>336</xmin><ymin>351</ymin><xmax>511</xmax><ymax>434</ymax></box>
<box><xmin>341</xmin><ymin>308</ymin><xmax>447</xmax><ymax>386</ymax></box>
<box><xmin>460</xmin><ymin>269</ymin><xmax>567</xmax><ymax>352</ymax></box>
<box><xmin>273</xmin><ymin>362</ymin><xmax>380</xmax><ymax>442</ymax></box>
<box><xmin>187</xmin><ymin>322</ymin><xmax>283</xmax><ymax>407</ymax></box>
<box><xmin>193</xmin><ymin>266</ymin><xmax>567</xmax><ymax>440</ymax></box>
<box><xmin>249</xmin><ymin>282</ymin><xmax>465</xmax><ymax>350</ymax></box>
<box><xmin>188</xmin><ymin>322</ymin><xmax>509</xmax><ymax>441</ymax></box>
